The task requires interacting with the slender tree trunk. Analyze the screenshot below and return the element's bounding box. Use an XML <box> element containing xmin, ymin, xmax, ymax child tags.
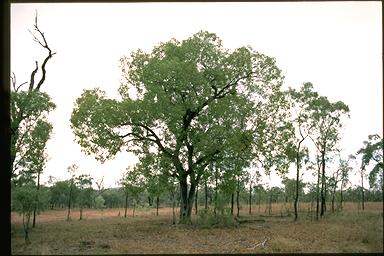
<box><xmin>156</xmin><ymin>196</ymin><xmax>159</xmax><ymax>216</ymax></box>
<box><xmin>67</xmin><ymin>180</ymin><xmax>73</xmax><ymax>221</ymax></box>
<box><xmin>79</xmin><ymin>206</ymin><xmax>83</xmax><ymax>220</ymax></box>
<box><xmin>204</xmin><ymin>178</ymin><xmax>208</xmax><ymax>210</ymax></box>
<box><xmin>236</xmin><ymin>187</ymin><xmax>240</xmax><ymax>218</ymax></box>
<box><xmin>294</xmin><ymin>157</ymin><xmax>299</xmax><ymax>221</ymax></box>
<box><xmin>33</xmin><ymin>171</ymin><xmax>41</xmax><ymax>228</ymax></box>
<box><xmin>268</xmin><ymin>193</ymin><xmax>272</xmax><ymax>215</ymax></box>
<box><xmin>214</xmin><ymin>172</ymin><xmax>218</xmax><ymax>216</ymax></box>
<box><xmin>249</xmin><ymin>182</ymin><xmax>252</xmax><ymax>215</ymax></box>
<box><xmin>320</xmin><ymin>152</ymin><xmax>326</xmax><ymax>217</ymax></box>
<box><xmin>124</xmin><ymin>192</ymin><xmax>128</xmax><ymax>218</ymax></box>
<box><xmin>294</xmin><ymin>138</ymin><xmax>305</xmax><ymax>221</ymax></box>
<box><xmin>231</xmin><ymin>193</ymin><xmax>234</xmax><ymax>215</ymax></box>
<box><xmin>316</xmin><ymin>164</ymin><xmax>320</xmax><ymax>220</ymax></box>
<box><xmin>132</xmin><ymin>201</ymin><xmax>136</xmax><ymax>217</ymax></box>
<box><xmin>148</xmin><ymin>196</ymin><xmax>152</xmax><ymax>206</ymax></box>
<box><xmin>340</xmin><ymin>181</ymin><xmax>344</xmax><ymax>210</ymax></box>
<box><xmin>361</xmin><ymin>171</ymin><xmax>365</xmax><ymax>211</ymax></box>
<box><xmin>195</xmin><ymin>184</ymin><xmax>198</xmax><ymax>215</ymax></box>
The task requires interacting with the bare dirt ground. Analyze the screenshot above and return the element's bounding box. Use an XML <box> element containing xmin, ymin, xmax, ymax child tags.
<box><xmin>11</xmin><ymin>202</ymin><xmax>383</xmax><ymax>254</ymax></box>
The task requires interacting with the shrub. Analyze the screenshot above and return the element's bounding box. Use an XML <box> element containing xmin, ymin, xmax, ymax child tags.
<box><xmin>197</xmin><ymin>208</ymin><xmax>238</xmax><ymax>228</ymax></box>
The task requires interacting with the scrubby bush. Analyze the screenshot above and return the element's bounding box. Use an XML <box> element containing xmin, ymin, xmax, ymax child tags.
<box><xmin>196</xmin><ymin>208</ymin><xmax>238</xmax><ymax>228</ymax></box>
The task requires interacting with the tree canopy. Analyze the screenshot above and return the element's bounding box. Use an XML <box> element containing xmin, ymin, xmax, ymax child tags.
<box><xmin>71</xmin><ymin>30</ymin><xmax>287</xmax><ymax>222</ymax></box>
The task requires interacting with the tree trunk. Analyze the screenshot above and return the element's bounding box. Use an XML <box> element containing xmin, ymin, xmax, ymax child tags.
<box><xmin>179</xmin><ymin>176</ymin><xmax>196</xmax><ymax>224</ymax></box>
<box><xmin>204</xmin><ymin>178</ymin><xmax>208</xmax><ymax>210</ymax></box>
<box><xmin>79</xmin><ymin>206</ymin><xmax>83</xmax><ymax>220</ymax></box>
<box><xmin>124</xmin><ymin>192</ymin><xmax>128</xmax><ymax>218</ymax></box>
<box><xmin>195</xmin><ymin>184</ymin><xmax>198</xmax><ymax>215</ymax></box>
<box><xmin>214</xmin><ymin>172</ymin><xmax>218</xmax><ymax>216</ymax></box>
<box><xmin>33</xmin><ymin>171</ymin><xmax>41</xmax><ymax>228</ymax></box>
<box><xmin>316</xmin><ymin>163</ymin><xmax>320</xmax><ymax>220</ymax></box>
<box><xmin>249</xmin><ymin>182</ymin><xmax>252</xmax><ymax>215</ymax></box>
<box><xmin>361</xmin><ymin>172</ymin><xmax>365</xmax><ymax>211</ymax></box>
<box><xmin>294</xmin><ymin>157</ymin><xmax>299</xmax><ymax>221</ymax></box>
<box><xmin>148</xmin><ymin>196</ymin><xmax>152</xmax><ymax>206</ymax></box>
<box><xmin>294</xmin><ymin>138</ymin><xmax>305</xmax><ymax>221</ymax></box>
<box><xmin>320</xmin><ymin>152</ymin><xmax>326</xmax><ymax>217</ymax></box>
<box><xmin>331</xmin><ymin>171</ymin><xmax>339</xmax><ymax>213</ymax></box>
<box><xmin>331</xmin><ymin>181</ymin><xmax>336</xmax><ymax>213</ymax></box>
<box><xmin>67</xmin><ymin>180</ymin><xmax>73</xmax><ymax>221</ymax></box>
<box><xmin>231</xmin><ymin>193</ymin><xmax>234</xmax><ymax>215</ymax></box>
<box><xmin>22</xmin><ymin>212</ymin><xmax>31</xmax><ymax>244</ymax></box>
<box><xmin>156</xmin><ymin>196</ymin><xmax>159</xmax><ymax>216</ymax></box>
<box><xmin>268</xmin><ymin>193</ymin><xmax>272</xmax><ymax>215</ymax></box>
<box><xmin>132</xmin><ymin>201</ymin><xmax>136</xmax><ymax>217</ymax></box>
<box><xmin>340</xmin><ymin>181</ymin><xmax>344</xmax><ymax>210</ymax></box>
<box><xmin>236</xmin><ymin>188</ymin><xmax>240</xmax><ymax>218</ymax></box>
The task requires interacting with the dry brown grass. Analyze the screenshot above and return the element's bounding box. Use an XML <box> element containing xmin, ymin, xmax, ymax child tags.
<box><xmin>11</xmin><ymin>202</ymin><xmax>383</xmax><ymax>254</ymax></box>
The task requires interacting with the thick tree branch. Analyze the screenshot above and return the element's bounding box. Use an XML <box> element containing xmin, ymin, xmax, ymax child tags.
<box><xmin>28</xmin><ymin>61</ymin><xmax>38</xmax><ymax>91</ymax></box>
<box><xmin>193</xmin><ymin>149</ymin><xmax>220</xmax><ymax>170</ymax></box>
<box><xmin>122</xmin><ymin>122</ymin><xmax>173</xmax><ymax>158</ymax></box>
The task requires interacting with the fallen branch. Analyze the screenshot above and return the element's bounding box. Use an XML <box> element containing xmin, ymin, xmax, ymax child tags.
<box><xmin>247</xmin><ymin>237</ymin><xmax>271</xmax><ymax>250</ymax></box>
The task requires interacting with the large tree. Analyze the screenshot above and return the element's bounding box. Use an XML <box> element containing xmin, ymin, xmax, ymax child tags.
<box><xmin>71</xmin><ymin>31</ymin><xmax>284</xmax><ymax>223</ymax></box>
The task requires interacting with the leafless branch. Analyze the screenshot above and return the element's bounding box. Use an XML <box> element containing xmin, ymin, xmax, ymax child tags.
<box><xmin>27</xmin><ymin>11</ymin><xmax>56</xmax><ymax>92</ymax></box>
<box><xmin>11</xmin><ymin>73</ymin><xmax>27</xmax><ymax>92</ymax></box>
<box><xmin>28</xmin><ymin>61</ymin><xmax>38</xmax><ymax>91</ymax></box>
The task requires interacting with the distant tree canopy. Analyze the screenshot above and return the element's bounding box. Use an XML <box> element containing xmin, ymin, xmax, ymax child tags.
<box><xmin>357</xmin><ymin>134</ymin><xmax>383</xmax><ymax>192</ymax></box>
<box><xmin>71</xmin><ymin>31</ymin><xmax>289</xmax><ymax>223</ymax></box>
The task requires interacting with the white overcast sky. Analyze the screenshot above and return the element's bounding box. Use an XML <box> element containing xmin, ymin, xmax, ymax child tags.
<box><xmin>10</xmin><ymin>2</ymin><xmax>382</xmax><ymax>189</ymax></box>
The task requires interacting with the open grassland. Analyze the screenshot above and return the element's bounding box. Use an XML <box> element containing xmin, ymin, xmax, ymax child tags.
<box><xmin>11</xmin><ymin>202</ymin><xmax>383</xmax><ymax>254</ymax></box>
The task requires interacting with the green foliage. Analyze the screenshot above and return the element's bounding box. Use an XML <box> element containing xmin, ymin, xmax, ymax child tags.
<box><xmin>70</xmin><ymin>30</ymin><xmax>285</xmax><ymax>175</ymax></box>
<box><xmin>119</xmin><ymin>167</ymin><xmax>146</xmax><ymax>204</ymax></box>
<box><xmin>197</xmin><ymin>208</ymin><xmax>238</xmax><ymax>228</ymax></box>
<box><xmin>76</xmin><ymin>174</ymin><xmax>93</xmax><ymax>208</ymax></box>
<box><xmin>308</xmin><ymin>93</ymin><xmax>350</xmax><ymax>154</ymax></box>
<box><xmin>11</xmin><ymin>90</ymin><xmax>56</xmax><ymax>177</ymax></box>
<box><xmin>357</xmin><ymin>134</ymin><xmax>383</xmax><ymax>191</ymax></box>
<box><xmin>95</xmin><ymin>195</ymin><xmax>106</xmax><ymax>209</ymax></box>
<box><xmin>253</xmin><ymin>89</ymin><xmax>295</xmax><ymax>176</ymax></box>
<box><xmin>13</xmin><ymin>183</ymin><xmax>50</xmax><ymax>215</ymax></box>
<box><xmin>282</xmin><ymin>178</ymin><xmax>305</xmax><ymax>201</ymax></box>
<box><xmin>49</xmin><ymin>180</ymin><xmax>72</xmax><ymax>207</ymax></box>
